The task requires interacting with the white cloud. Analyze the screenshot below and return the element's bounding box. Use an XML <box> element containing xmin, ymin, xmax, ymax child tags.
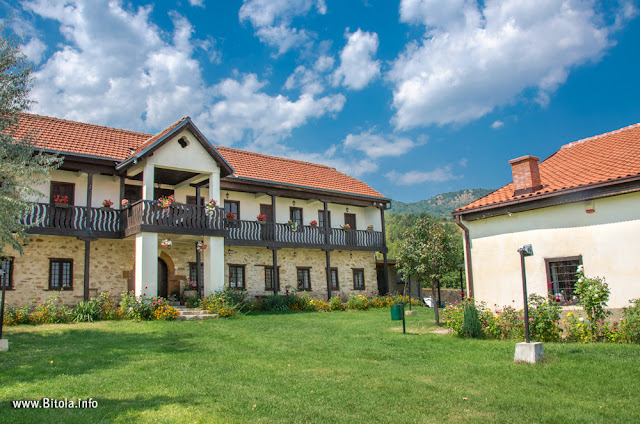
<box><xmin>342</xmin><ymin>130</ymin><xmax>424</xmax><ymax>159</ymax></box>
<box><xmin>21</xmin><ymin>37</ymin><xmax>47</xmax><ymax>64</ymax></box>
<box><xmin>491</xmin><ymin>120</ymin><xmax>504</xmax><ymax>129</ymax></box>
<box><xmin>239</xmin><ymin>0</ymin><xmax>326</xmax><ymax>55</ymax></box>
<box><xmin>239</xmin><ymin>0</ymin><xmax>326</xmax><ymax>27</ymax></box>
<box><xmin>188</xmin><ymin>0</ymin><xmax>205</xmax><ymax>6</ymax></box>
<box><xmin>280</xmin><ymin>148</ymin><xmax>379</xmax><ymax>178</ymax></box>
<box><xmin>386</xmin><ymin>167</ymin><xmax>461</xmax><ymax>185</ymax></box>
<box><xmin>390</xmin><ymin>0</ymin><xmax>634</xmax><ymax>130</ymax></box>
<box><xmin>255</xmin><ymin>25</ymin><xmax>312</xmax><ymax>56</ymax></box>
<box><xmin>198</xmin><ymin>73</ymin><xmax>346</xmax><ymax>146</ymax></box>
<box><xmin>24</xmin><ymin>0</ymin><xmax>210</xmax><ymax>130</ymax></box>
<box><xmin>284</xmin><ymin>56</ymin><xmax>335</xmax><ymax>95</ymax></box>
<box><xmin>333</xmin><ymin>29</ymin><xmax>380</xmax><ymax>90</ymax></box>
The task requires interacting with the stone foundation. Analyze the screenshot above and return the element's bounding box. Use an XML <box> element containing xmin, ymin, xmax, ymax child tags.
<box><xmin>3</xmin><ymin>235</ymin><xmax>379</xmax><ymax>306</ymax></box>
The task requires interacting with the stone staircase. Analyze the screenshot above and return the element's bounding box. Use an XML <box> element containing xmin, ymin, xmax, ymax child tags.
<box><xmin>173</xmin><ymin>305</ymin><xmax>219</xmax><ymax>321</ymax></box>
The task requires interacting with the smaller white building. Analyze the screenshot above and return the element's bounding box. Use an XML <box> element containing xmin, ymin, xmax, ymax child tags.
<box><xmin>453</xmin><ymin>123</ymin><xmax>640</xmax><ymax>309</ymax></box>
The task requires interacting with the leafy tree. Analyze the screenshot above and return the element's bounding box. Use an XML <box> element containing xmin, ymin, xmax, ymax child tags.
<box><xmin>0</xmin><ymin>26</ymin><xmax>60</xmax><ymax>256</ymax></box>
<box><xmin>396</xmin><ymin>215</ymin><xmax>458</xmax><ymax>325</ymax></box>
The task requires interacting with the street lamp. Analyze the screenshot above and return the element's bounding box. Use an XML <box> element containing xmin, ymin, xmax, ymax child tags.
<box><xmin>0</xmin><ymin>268</ymin><xmax>7</xmax><ymax>351</ymax></box>
<box><xmin>514</xmin><ymin>244</ymin><xmax>544</xmax><ymax>363</ymax></box>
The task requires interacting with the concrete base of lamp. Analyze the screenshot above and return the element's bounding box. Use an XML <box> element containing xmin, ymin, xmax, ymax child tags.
<box><xmin>405</xmin><ymin>310</ymin><xmax>417</xmax><ymax>316</ymax></box>
<box><xmin>0</xmin><ymin>339</ymin><xmax>8</xmax><ymax>352</ymax></box>
<box><xmin>514</xmin><ymin>342</ymin><xmax>544</xmax><ymax>363</ymax></box>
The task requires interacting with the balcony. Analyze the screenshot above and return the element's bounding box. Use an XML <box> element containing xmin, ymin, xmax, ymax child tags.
<box><xmin>22</xmin><ymin>201</ymin><xmax>385</xmax><ymax>251</ymax></box>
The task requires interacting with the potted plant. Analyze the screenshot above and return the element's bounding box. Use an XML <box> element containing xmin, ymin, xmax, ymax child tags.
<box><xmin>160</xmin><ymin>239</ymin><xmax>172</xmax><ymax>249</ymax></box>
<box><xmin>288</xmin><ymin>220</ymin><xmax>298</xmax><ymax>231</ymax></box>
<box><xmin>121</xmin><ymin>199</ymin><xmax>129</xmax><ymax>208</ymax></box>
<box><xmin>367</xmin><ymin>224</ymin><xmax>374</xmax><ymax>231</ymax></box>
<box><xmin>53</xmin><ymin>195</ymin><xmax>69</xmax><ymax>208</ymax></box>
<box><xmin>102</xmin><ymin>199</ymin><xmax>113</xmax><ymax>210</ymax></box>
<box><xmin>256</xmin><ymin>213</ymin><xmax>267</xmax><ymax>224</ymax></box>
<box><xmin>340</xmin><ymin>224</ymin><xmax>351</xmax><ymax>231</ymax></box>
<box><xmin>182</xmin><ymin>280</ymin><xmax>198</xmax><ymax>301</ymax></box>
<box><xmin>225</xmin><ymin>211</ymin><xmax>236</xmax><ymax>220</ymax></box>
<box><xmin>309</xmin><ymin>220</ymin><xmax>318</xmax><ymax>227</ymax></box>
<box><xmin>205</xmin><ymin>199</ymin><xmax>217</xmax><ymax>216</ymax></box>
<box><xmin>156</xmin><ymin>195</ymin><xmax>174</xmax><ymax>211</ymax></box>
<box><xmin>196</xmin><ymin>241</ymin><xmax>207</xmax><ymax>251</ymax></box>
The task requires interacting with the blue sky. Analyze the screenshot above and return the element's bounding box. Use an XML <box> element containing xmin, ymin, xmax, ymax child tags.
<box><xmin>4</xmin><ymin>0</ymin><xmax>640</xmax><ymax>202</ymax></box>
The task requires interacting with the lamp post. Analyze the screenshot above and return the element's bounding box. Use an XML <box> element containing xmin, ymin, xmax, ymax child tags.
<box><xmin>514</xmin><ymin>244</ymin><xmax>544</xmax><ymax>363</ymax></box>
<box><xmin>457</xmin><ymin>264</ymin><xmax>464</xmax><ymax>300</ymax></box>
<box><xmin>0</xmin><ymin>268</ymin><xmax>6</xmax><ymax>349</ymax></box>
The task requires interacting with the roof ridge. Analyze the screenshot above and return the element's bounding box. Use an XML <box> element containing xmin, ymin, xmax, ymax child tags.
<box><xmin>562</xmin><ymin>122</ymin><xmax>640</xmax><ymax>149</ymax></box>
<box><xmin>20</xmin><ymin>112</ymin><xmax>153</xmax><ymax>139</ymax></box>
<box><xmin>215</xmin><ymin>145</ymin><xmax>336</xmax><ymax>170</ymax></box>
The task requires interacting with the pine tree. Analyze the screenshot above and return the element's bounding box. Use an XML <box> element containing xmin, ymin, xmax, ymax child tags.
<box><xmin>0</xmin><ymin>25</ymin><xmax>60</xmax><ymax>256</ymax></box>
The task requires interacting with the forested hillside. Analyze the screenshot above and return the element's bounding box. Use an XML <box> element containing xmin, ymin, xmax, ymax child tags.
<box><xmin>390</xmin><ymin>188</ymin><xmax>493</xmax><ymax>217</ymax></box>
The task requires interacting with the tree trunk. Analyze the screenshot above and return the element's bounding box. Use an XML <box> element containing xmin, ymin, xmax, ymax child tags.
<box><xmin>432</xmin><ymin>280</ymin><xmax>440</xmax><ymax>326</ymax></box>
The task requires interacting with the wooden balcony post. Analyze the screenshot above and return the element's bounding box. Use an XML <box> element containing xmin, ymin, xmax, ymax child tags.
<box><xmin>83</xmin><ymin>172</ymin><xmax>94</xmax><ymax>301</ymax></box>
<box><xmin>380</xmin><ymin>207</ymin><xmax>389</xmax><ymax>295</ymax></box>
<box><xmin>142</xmin><ymin>163</ymin><xmax>154</xmax><ymax>201</ymax></box>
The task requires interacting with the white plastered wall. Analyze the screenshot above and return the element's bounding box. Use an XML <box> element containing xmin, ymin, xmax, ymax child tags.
<box><xmin>465</xmin><ymin>191</ymin><xmax>640</xmax><ymax>309</ymax></box>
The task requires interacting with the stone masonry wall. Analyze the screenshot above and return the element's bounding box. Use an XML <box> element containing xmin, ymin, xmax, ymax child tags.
<box><xmin>224</xmin><ymin>246</ymin><xmax>377</xmax><ymax>299</ymax></box>
<box><xmin>3</xmin><ymin>236</ymin><xmax>134</xmax><ymax>307</ymax></box>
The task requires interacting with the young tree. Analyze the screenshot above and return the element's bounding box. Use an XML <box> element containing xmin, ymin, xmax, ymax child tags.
<box><xmin>396</xmin><ymin>215</ymin><xmax>458</xmax><ymax>325</ymax></box>
<box><xmin>0</xmin><ymin>26</ymin><xmax>60</xmax><ymax>256</ymax></box>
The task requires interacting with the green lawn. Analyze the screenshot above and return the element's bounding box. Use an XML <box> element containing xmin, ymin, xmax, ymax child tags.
<box><xmin>1</xmin><ymin>309</ymin><xmax>638</xmax><ymax>423</ymax></box>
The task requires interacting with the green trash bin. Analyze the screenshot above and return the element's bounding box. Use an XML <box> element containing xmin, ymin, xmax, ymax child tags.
<box><xmin>390</xmin><ymin>304</ymin><xmax>404</xmax><ymax>321</ymax></box>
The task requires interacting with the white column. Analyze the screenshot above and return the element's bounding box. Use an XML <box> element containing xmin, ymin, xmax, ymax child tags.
<box><xmin>143</xmin><ymin>162</ymin><xmax>155</xmax><ymax>200</ymax></box>
<box><xmin>208</xmin><ymin>166</ymin><xmax>220</xmax><ymax>203</ymax></box>
<box><xmin>135</xmin><ymin>232</ymin><xmax>158</xmax><ymax>297</ymax></box>
<box><xmin>203</xmin><ymin>236</ymin><xmax>224</xmax><ymax>295</ymax></box>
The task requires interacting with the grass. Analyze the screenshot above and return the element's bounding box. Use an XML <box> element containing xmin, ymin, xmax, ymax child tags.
<box><xmin>1</xmin><ymin>308</ymin><xmax>638</xmax><ymax>423</ymax></box>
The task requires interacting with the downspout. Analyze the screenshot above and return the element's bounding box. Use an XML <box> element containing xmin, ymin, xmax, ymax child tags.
<box><xmin>455</xmin><ymin>215</ymin><xmax>474</xmax><ymax>299</ymax></box>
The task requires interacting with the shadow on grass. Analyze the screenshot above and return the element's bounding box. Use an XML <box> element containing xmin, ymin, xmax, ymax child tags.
<box><xmin>0</xmin><ymin>323</ymin><xmax>198</xmax><ymax>387</ymax></box>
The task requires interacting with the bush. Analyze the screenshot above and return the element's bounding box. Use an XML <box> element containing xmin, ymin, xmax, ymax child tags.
<box><xmin>462</xmin><ymin>302</ymin><xmax>481</xmax><ymax>338</ymax></box>
<box><xmin>528</xmin><ymin>294</ymin><xmax>562</xmax><ymax>342</ymax></box>
<box><xmin>120</xmin><ymin>292</ymin><xmax>157</xmax><ymax>321</ymax></box>
<box><xmin>441</xmin><ymin>300</ymin><xmax>466</xmax><ymax>336</ymax></box>
<box><xmin>2</xmin><ymin>304</ymin><xmax>32</xmax><ymax>326</ymax></box>
<box><xmin>201</xmin><ymin>290</ymin><xmax>245</xmax><ymax>317</ymax></box>
<box><xmin>329</xmin><ymin>295</ymin><xmax>345</xmax><ymax>311</ymax></box>
<box><xmin>30</xmin><ymin>294</ymin><xmax>72</xmax><ymax>324</ymax></box>
<box><xmin>96</xmin><ymin>292</ymin><xmax>123</xmax><ymax>320</ymax></box>
<box><xmin>153</xmin><ymin>304</ymin><xmax>179</xmax><ymax>320</ymax></box>
<box><xmin>483</xmin><ymin>304</ymin><xmax>523</xmax><ymax>340</ymax></box>
<box><xmin>575</xmin><ymin>266</ymin><xmax>611</xmax><ymax>323</ymax></box>
<box><xmin>73</xmin><ymin>299</ymin><xmax>102</xmax><ymax>323</ymax></box>
<box><xmin>346</xmin><ymin>294</ymin><xmax>369</xmax><ymax>310</ymax></box>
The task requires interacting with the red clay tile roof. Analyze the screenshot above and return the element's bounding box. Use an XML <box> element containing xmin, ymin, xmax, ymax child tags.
<box><xmin>456</xmin><ymin>122</ymin><xmax>640</xmax><ymax>213</ymax></box>
<box><xmin>12</xmin><ymin>113</ymin><xmax>152</xmax><ymax>161</ymax></box>
<box><xmin>11</xmin><ymin>113</ymin><xmax>386</xmax><ymax>200</ymax></box>
<box><xmin>216</xmin><ymin>146</ymin><xmax>387</xmax><ymax>199</ymax></box>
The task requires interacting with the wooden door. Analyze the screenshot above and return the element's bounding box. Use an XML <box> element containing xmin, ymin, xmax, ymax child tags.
<box><xmin>158</xmin><ymin>258</ymin><xmax>168</xmax><ymax>298</ymax></box>
<box><xmin>344</xmin><ymin>213</ymin><xmax>356</xmax><ymax>245</ymax></box>
<box><xmin>260</xmin><ymin>204</ymin><xmax>273</xmax><ymax>240</ymax></box>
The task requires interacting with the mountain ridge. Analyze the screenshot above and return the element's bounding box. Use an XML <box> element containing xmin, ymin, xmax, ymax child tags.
<box><xmin>389</xmin><ymin>188</ymin><xmax>494</xmax><ymax>217</ymax></box>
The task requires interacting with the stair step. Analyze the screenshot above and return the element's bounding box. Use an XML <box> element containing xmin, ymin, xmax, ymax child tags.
<box><xmin>176</xmin><ymin>313</ymin><xmax>219</xmax><ymax>321</ymax></box>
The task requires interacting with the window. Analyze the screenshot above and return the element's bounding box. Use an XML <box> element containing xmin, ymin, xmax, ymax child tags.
<box><xmin>297</xmin><ymin>268</ymin><xmax>311</xmax><ymax>291</ymax></box>
<box><xmin>229</xmin><ymin>265</ymin><xmax>245</xmax><ymax>289</ymax></box>
<box><xmin>265</xmin><ymin>266</ymin><xmax>280</xmax><ymax>291</ymax></box>
<box><xmin>290</xmin><ymin>207</ymin><xmax>303</xmax><ymax>227</ymax></box>
<box><xmin>224</xmin><ymin>200</ymin><xmax>240</xmax><ymax>219</ymax></box>
<box><xmin>546</xmin><ymin>256</ymin><xmax>582</xmax><ymax>303</ymax></box>
<box><xmin>353</xmin><ymin>268</ymin><xmax>365</xmax><ymax>290</ymax></box>
<box><xmin>318</xmin><ymin>210</ymin><xmax>331</xmax><ymax>228</ymax></box>
<box><xmin>124</xmin><ymin>184</ymin><xmax>142</xmax><ymax>204</ymax></box>
<box><xmin>1</xmin><ymin>257</ymin><xmax>14</xmax><ymax>289</ymax></box>
<box><xmin>49</xmin><ymin>259</ymin><xmax>73</xmax><ymax>290</ymax></box>
<box><xmin>189</xmin><ymin>262</ymin><xmax>204</xmax><ymax>284</ymax></box>
<box><xmin>50</xmin><ymin>181</ymin><xmax>75</xmax><ymax>205</ymax></box>
<box><xmin>330</xmin><ymin>268</ymin><xmax>339</xmax><ymax>290</ymax></box>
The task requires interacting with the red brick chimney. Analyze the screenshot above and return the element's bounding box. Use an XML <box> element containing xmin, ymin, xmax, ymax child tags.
<box><xmin>508</xmin><ymin>155</ymin><xmax>542</xmax><ymax>196</ymax></box>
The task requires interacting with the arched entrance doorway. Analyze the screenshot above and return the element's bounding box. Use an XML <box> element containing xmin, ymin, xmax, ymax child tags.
<box><xmin>158</xmin><ymin>257</ymin><xmax>169</xmax><ymax>298</ymax></box>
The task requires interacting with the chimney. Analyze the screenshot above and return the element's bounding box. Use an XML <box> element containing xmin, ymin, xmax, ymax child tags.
<box><xmin>508</xmin><ymin>155</ymin><xmax>542</xmax><ymax>196</ymax></box>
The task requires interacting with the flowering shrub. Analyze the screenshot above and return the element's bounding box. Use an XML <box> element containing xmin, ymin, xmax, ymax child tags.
<box><xmin>156</xmin><ymin>195</ymin><xmax>174</xmax><ymax>210</ymax></box>
<box><xmin>329</xmin><ymin>295</ymin><xmax>346</xmax><ymax>311</ymax></box>
<box><xmin>574</xmin><ymin>266</ymin><xmax>611</xmax><ymax>323</ymax></box>
<box><xmin>30</xmin><ymin>294</ymin><xmax>72</xmax><ymax>324</ymax></box>
<box><xmin>257</xmin><ymin>213</ymin><xmax>267</xmax><ymax>222</ymax></box>
<box><xmin>120</xmin><ymin>292</ymin><xmax>161</xmax><ymax>321</ymax></box>
<box><xmin>346</xmin><ymin>293</ymin><xmax>370</xmax><ymax>310</ymax></box>
<box><xmin>616</xmin><ymin>300</ymin><xmax>640</xmax><ymax>343</ymax></box>
<box><xmin>527</xmin><ymin>294</ymin><xmax>562</xmax><ymax>342</ymax></box>
<box><xmin>183</xmin><ymin>280</ymin><xmax>198</xmax><ymax>293</ymax></box>
<box><xmin>3</xmin><ymin>304</ymin><xmax>31</xmax><ymax>326</ymax></box>
<box><xmin>483</xmin><ymin>304</ymin><xmax>523</xmax><ymax>340</ymax></box>
<box><xmin>153</xmin><ymin>304</ymin><xmax>179</xmax><ymax>320</ymax></box>
<box><xmin>226</xmin><ymin>212</ymin><xmax>236</xmax><ymax>220</ymax></box>
<box><xmin>97</xmin><ymin>292</ymin><xmax>123</xmax><ymax>320</ymax></box>
<box><xmin>201</xmin><ymin>290</ymin><xmax>247</xmax><ymax>317</ymax></box>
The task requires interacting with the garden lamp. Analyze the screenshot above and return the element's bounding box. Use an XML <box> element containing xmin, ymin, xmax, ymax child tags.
<box><xmin>517</xmin><ymin>244</ymin><xmax>533</xmax><ymax>343</ymax></box>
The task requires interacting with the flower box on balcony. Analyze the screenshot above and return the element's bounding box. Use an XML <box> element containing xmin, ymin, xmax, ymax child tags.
<box><xmin>54</xmin><ymin>203</ymin><xmax>69</xmax><ymax>209</ymax></box>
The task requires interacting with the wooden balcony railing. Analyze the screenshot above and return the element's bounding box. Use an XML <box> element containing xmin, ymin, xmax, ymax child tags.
<box><xmin>21</xmin><ymin>202</ymin><xmax>384</xmax><ymax>249</ymax></box>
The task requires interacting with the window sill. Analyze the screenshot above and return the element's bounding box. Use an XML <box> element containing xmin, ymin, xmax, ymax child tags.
<box><xmin>44</xmin><ymin>288</ymin><xmax>74</xmax><ymax>291</ymax></box>
<box><xmin>1</xmin><ymin>287</ymin><xmax>15</xmax><ymax>291</ymax></box>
